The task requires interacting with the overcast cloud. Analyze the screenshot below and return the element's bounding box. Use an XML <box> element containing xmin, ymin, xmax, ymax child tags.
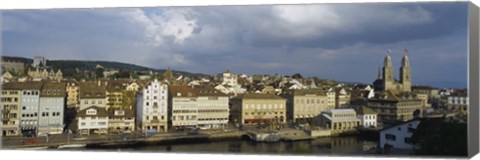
<box><xmin>1</xmin><ymin>2</ymin><xmax>468</xmax><ymax>88</ymax></box>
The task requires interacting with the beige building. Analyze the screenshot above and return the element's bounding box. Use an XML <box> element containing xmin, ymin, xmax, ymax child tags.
<box><xmin>230</xmin><ymin>93</ymin><xmax>286</xmax><ymax>125</ymax></box>
<box><xmin>325</xmin><ymin>88</ymin><xmax>336</xmax><ymax>109</ymax></box>
<box><xmin>194</xmin><ymin>85</ymin><xmax>229</xmax><ymax>129</ymax></box>
<box><xmin>169</xmin><ymin>86</ymin><xmax>198</xmax><ymax>130</ymax></box>
<box><xmin>335</xmin><ymin>87</ymin><xmax>351</xmax><ymax>108</ymax></box>
<box><xmin>367</xmin><ymin>91</ymin><xmax>423</xmax><ymax>122</ymax></box>
<box><xmin>1</xmin><ymin>57</ymin><xmax>26</xmax><ymax>74</ymax></box>
<box><xmin>79</xmin><ymin>82</ymin><xmax>107</xmax><ymax>110</ymax></box>
<box><xmin>108</xmin><ymin>108</ymin><xmax>135</xmax><ymax>134</ymax></box>
<box><xmin>27</xmin><ymin>68</ymin><xmax>63</xmax><ymax>81</ymax></box>
<box><xmin>281</xmin><ymin>89</ymin><xmax>329</xmax><ymax>123</ymax></box>
<box><xmin>1</xmin><ymin>82</ymin><xmax>22</xmax><ymax>136</ymax></box>
<box><xmin>319</xmin><ymin>109</ymin><xmax>360</xmax><ymax>135</ymax></box>
<box><xmin>64</xmin><ymin>80</ymin><xmax>80</xmax><ymax>109</ymax></box>
<box><xmin>76</xmin><ymin>106</ymin><xmax>109</xmax><ymax>136</ymax></box>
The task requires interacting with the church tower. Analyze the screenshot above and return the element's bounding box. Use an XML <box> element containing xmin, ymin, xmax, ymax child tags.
<box><xmin>382</xmin><ymin>51</ymin><xmax>394</xmax><ymax>91</ymax></box>
<box><xmin>400</xmin><ymin>49</ymin><xmax>411</xmax><ymax>92</ymax></box>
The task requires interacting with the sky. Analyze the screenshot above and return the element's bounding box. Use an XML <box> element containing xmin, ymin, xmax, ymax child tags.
<box><xmin>1</xmin><ymin>2</ymin><xmax>469</xmax><ymax>88</ymax></box>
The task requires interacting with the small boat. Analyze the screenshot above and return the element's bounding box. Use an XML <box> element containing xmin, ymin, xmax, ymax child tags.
<box><xmin>57</xmin><ymin>144</ymin><xmax>86</xmax><ymax>149</ymax></box>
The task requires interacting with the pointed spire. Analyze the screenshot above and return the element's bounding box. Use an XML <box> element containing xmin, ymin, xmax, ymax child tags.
<box><xmin>384</xmin><ymin>50</ymin><xmax>392</xmax><ymax>67</ymax></box>
<box><xmin>377</xmin><ymin>67</ymin><xmax>382</xmax><ymax>79</ymax></box>
<box><xmin>402</xmin><ymin>48</ymin><xmax>410</xmax><ymax>67</ymax></box>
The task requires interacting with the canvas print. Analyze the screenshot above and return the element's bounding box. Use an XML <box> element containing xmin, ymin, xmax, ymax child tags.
<box><xmin>0</xmin><ymin>2</ymin><xmax>469</xmax><ymax>158</ymax></box>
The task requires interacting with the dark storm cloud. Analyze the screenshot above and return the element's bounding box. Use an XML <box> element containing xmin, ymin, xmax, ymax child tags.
<box><xmin>1</xmin><ymin>2</ymin><xmax>468</xmax><ymax>88</ymax></box>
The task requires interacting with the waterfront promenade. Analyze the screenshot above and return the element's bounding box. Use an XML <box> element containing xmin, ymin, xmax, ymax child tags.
<box><xmin>1</xmin><ymin>129</ymin><xmax>247</xmax><ymax>149</ymax></box>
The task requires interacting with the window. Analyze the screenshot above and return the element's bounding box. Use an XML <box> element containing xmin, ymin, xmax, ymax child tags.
<box><xmin>407</xmin><ymin>127</ymin><xmax>415</xmax><ymax>133</ymax></box>
<box><xmin>81</xmin><ymin>122</ymin><xmax>86</xmax><ymax>126</ymax></box>
<box><xmin>404</xmin><ymin>137</ymin><xmax>412</xmax><ymax>144</ymax></box>
<box><xmin>385</xmin><ymin>134</ymin><xmax>396</xmax><ymax>141</ymax></box>
<box><xmin>397</xmin><ymin>127</ymin><xmax>401</xmax><ymax>131</ymax></box>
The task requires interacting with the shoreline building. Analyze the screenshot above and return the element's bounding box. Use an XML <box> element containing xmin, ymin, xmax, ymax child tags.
<box><xmin>108</xmin><ymin>108</ymin><xmax>135</xmax><ymax>134</ymax></box>
<box><xmin>367</xmin><ymin>91</ymin><xmax>423</xmax><ymax>122</ymax></box>
<box><xmin>319</xmin><ymin>109</ymin><xmax>360</xmax><ymax>135</ymax></box>
<box><xmin>230</xmin><ymin>93</ymin><xmax>286</xmax><ymax>125</ymax></box>
<box><xmin>169</xmin><ymin>85</ymin><xmax>198</xmax><ymax>130</ymax></box>
<box><xmin>1</xmin><ymin>82</ymin><xmax>22</xmax><ymax>136</ymax></box>
<box><xmin>281</xmin><ymin>89</ymin><xmax>329</xmax><ymax>123</ymax></box>
<box><xmin>141</xmin><ymin>79</ymin><xmax>169</xmax><ymax>132</ymax></box>
<box><xmin>19</xmin><ymin>82</ymin><xmax>44</xmax><ymax>135</ymax></box>
<box><xmin>194</xmin><ymin>85</ymin><xmax>229</xmax><ymax>129</ymax></box>
<box><xmin>38</xmin><ymin>82</ymin><xmax>66</xmax><ymax>135</ymax></box>
<box><xmin>76</xmin><ymin>106</ymin><xmax>109</xmax><ymax>135</ymax></box>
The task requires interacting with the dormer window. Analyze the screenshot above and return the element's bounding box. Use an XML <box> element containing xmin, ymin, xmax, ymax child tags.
<box><xmin>115</xmin><ymin>110</ymin><xmax>125</xmax><ymax>116</ymax></box>
<box><xmin>86</xmin><ymin>109</ymin><xmax>97</xmax><ymax>115</ymax></box>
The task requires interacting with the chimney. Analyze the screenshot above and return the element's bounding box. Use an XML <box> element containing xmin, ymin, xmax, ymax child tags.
<box><xmin>97</xmin><ymin>80</ymin><xmax>101</xmax><ymax>86</ymax></box>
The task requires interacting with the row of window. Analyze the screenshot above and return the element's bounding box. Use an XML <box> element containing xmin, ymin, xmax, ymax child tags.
<box><xmin>295</xmin><ymin>99</ymin><xmax>326</xmax><ymax>104</ymax></box>
<box><xmin>0</xmin><ymin>97</ymin><xmax>18</xmax><ymax>102</ymax></box>
<box><xmin>197</xmin><ymin>109</ymin><xmax>228</xmax><ymax>113</ymax></box>
<box><xmin>245</xmin><ymin>111</ymin><xmax>284</xmax><ymax>116</ymax></box>
<box><xmin>80</xmin><ymin>122</ymin><xmax>107</xmax><ymax>126</ymax></box>
<box><xmin>83</xmin><ymin>100</ymin><xmax>103</xmax><ymax>105</ymax></box>
<box><xmin>80</xmin><ymin>117</ymin><xmax>107</xmax><ymax>120</ymax></box>
<box><xmin>198</xmin><ymin>118</ymin><xmax>228</xmax><ymax>121</ymax></box>
<box><xmin>245</xmin><ymin>104</ymin><xmax>284</xmax><ymax>110</ymax></box>
<box><xmin>1</xmin><ymin>91</ymin><xmax>19</xmax><ymax>95</ymax></box>
<box><xmin>23</xmin><ymin>91</ymin><xmax>39</xmax><ymax>96</ymax></box>
<box><xmin>172</xmin><ymin>115</ymin><xmax>197</xmax><ymax>121</ymax></box>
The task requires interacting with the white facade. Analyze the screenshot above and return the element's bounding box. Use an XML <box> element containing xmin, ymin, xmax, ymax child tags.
<box><xmin>221</xmin><ymin>71</ymin><xmax>238</xmax><ymax>86</ymax></box>
<box><xmin>38</xmin><ymin>97</ymin><xmax>65</xmax><ymax>135</ymax></box>
<box><xmin>379</xmin><ymin>119</ymin><xmax>421</xmax><ymax>149</ymax></box>
<box><xmin>20</xmin><ymin>89</ymin><xmax>41</xmax><ymax>134</ymax></box>
<box><xmin>77</xmin><ymin>107</ymin><xmax>109</xmax><ymax>135</ymax></box>
<box><xmin>358</xmin><ymin>114</ymin><xmax>377</xmax><ymax>128</ymax></box>
<box><xmin>171</xmin><ymin>96</ymin><xmax>198</xmax><ymax>129</ymax></box>
<box><xmin>196</xmin><ymin>95</ymin><xmax>229</xmax><ymax>129</ymax></box>
<box><xmin>141</xmin><ymin>79</ymin><xmax>169</xmax><ymax>132</ymax></box>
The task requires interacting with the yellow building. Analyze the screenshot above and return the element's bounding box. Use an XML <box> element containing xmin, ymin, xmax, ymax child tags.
<box><xmin>230</xmin><ymin>93</ymin><xmax>286</xmax><ymax>125</ymax></box>
<box><xmin>64</xmin><ymin>80</ymin><xmax>79</xmax><ymax>109</ymax></box>
<box><xmin>281</xmin><ymin>89</ymin><xmax>329</xmax><ymax>123</ymax></box>
<box><xmin>1</xmin><ymin>82</ymin><xmax>22</xmax><ymax>136</ymax></box>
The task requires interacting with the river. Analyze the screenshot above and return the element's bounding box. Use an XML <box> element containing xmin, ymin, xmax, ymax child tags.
<box><xmin>84</xmin><ymin>136</ymin><xmax>380</xmax><ymax>156</ymax></box>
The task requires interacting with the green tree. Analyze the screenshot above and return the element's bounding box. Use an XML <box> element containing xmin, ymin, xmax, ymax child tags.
<box><xmin>414</xmin><ymin>121</ymin><xmax>467</xmax><ymax>156</ymax></box>
<box><xmin>95</xmin><ymin>68</ymin><xmax>104</xmax><ymax>78</ymax></box>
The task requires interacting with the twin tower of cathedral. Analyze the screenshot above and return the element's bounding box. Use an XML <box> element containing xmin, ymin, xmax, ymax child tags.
<box><xmin>373</xmin><ymin>49</ymin><xmax>412</xmax><ymax>93</ymax></box>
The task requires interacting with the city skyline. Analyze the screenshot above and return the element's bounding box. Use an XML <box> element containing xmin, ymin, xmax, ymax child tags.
<box><xmin>1</xmin><ymin>2</ymin><xmax>468</xmax><ymax>88</ymax></box>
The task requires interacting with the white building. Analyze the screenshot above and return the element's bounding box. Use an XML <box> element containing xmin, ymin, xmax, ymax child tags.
<box><xmin>108</xmin><ymin>108</ymin><xmax>135</xmax><ymax>134</ymax></box>
<box><xmin>169</xmin><ymin>86</ymin><xmax>198</xmax><ymax>130</ymax></box>
<box><xmin>379</xmin><ymin>119</ymin><xmax>421</xmax><ymax>149</ymax></box>
<box><xmin>19</xmin><ymin>82</ymin><xmax>43</xmax><ymax>135</ymax></box>
<box><xmin>77</xmin><ymin>106</ymin><xmax>109</xmax><ymax>135</ymax></box>
<box><xmin>355</xmin><ymin>106</ymin><xmax>377</xmax><ymax>128</ymax></box>
<box><xmin>194</xmin><ymin>86</ymin><xmax>229</xmax><ymax>129</ymax></box>
<box><xmin>141</xmin><ymin>79</ymin><xmax>169</xmax><ymax>132</ymax></box>
<box><xmin>447</xmin><ymin>90</ymin><xmax>468</xmax><ymax>113</ymax></box>
<box><xmin>221</xmin><ymin>69</ymin><xmax>238</xmax><ymax>86</ymax></box>
<box><xmin>38</xmin><ymin>82</ymin><xmax>66</xmax><ymax>135</ymax></box>
<box><xmin>319</xmin><ymin>109</ymin><xmax>360</xmax><ymax>135</ymax></box>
